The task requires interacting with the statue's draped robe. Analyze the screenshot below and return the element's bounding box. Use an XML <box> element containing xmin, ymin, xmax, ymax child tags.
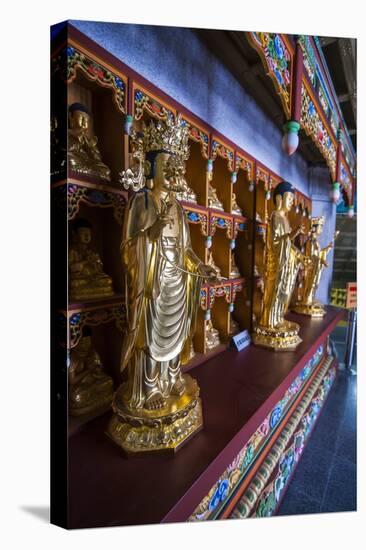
<box><xmin>260</xmin><ymin>210</ymin><xmax>301</xmax><ymax>329</ymax></box>
<box><xmin>302</xmin><ymin>237</ymin><xmax>325</xmax><ymax>305</ymax></box>
<box><xmin>120</xmin><ymin>191</ymin><xmax>202</xmax><ymax>409</ymax></box>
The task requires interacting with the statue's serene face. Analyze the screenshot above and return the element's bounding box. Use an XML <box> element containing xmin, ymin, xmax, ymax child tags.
<box><xmin>315</xmin><ymin>224</ymin><xmax>324</xmax><ymax>236</ymax></box>
<box><xmin>77</xmin><ymin>227</ymin><xmax>92</xmax><ymax>245</ymax></box>
<box><xmin>282</xmin><ymin>192</ymin><xmax>294</xmax><ymax>212</ymax></box>
<box><xmin>155</xmin><ymin>152</ymin><xmax>172</xmax><ymax>189</ymax></box>
<box><xmin>70</xmin><ymin>110</ymin><xmax>89</xmax><ymax>130</ymax></box>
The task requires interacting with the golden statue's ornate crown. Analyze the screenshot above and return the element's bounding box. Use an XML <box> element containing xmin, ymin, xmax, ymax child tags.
<box><xmin>311</xmin><ymin>216</ymin><xmax>325</xmax><ymax>226</ymax></box>
<box><xmin>142</xmin><ymin>114</ymin><xmax>190</xmax><ymax>160</ymax></box>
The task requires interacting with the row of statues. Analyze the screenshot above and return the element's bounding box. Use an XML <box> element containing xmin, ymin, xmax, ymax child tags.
<box><xmin>253</xmin><ymin>181</ymin><xmax>338</xmax><ymax>350</ymax></box>
<box><xmin>66</xmin><ymin>113</ymin><xmax>337</xmax><ymax>456</ymax></box>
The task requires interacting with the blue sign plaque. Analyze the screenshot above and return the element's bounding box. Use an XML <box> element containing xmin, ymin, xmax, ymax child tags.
<box><xmin>231</xmin><ymin>329</ymin><xmax>251</xmax><ymax>351</ymax></box>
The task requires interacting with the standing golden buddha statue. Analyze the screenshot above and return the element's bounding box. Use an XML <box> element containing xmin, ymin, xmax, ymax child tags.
<box><xmin>293</xmin><ymin>217</ymin><xmax>339</xmax><ymax>317</ymax></box>
<box><xmin>253</xmin><ymin>181</ymin><xmax>309</xmax><ymax>350</ymax></box>
<box><xmin>68</xmin><ymin>327</ymin><xmax>114</xmax><ymax>416</ymax></box>
<box><xmin>107</xmin><ymin>115</ymin><xmax>217</xmax><ymax>454</ymax></box>
<box><xmin>68</xmin><ymin>102</ymin><xmax>111</xmax><ymax>182</ymax></box>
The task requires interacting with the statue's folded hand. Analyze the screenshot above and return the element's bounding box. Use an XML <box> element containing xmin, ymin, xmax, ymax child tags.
<box><xmin>149</xmin><ymin>214</ymin><xmax>174</xmax><ymax>240</ymax></box>
<box><xmin>198</xmin><ymin>263</ymin><xmax>219</xmax><ymax>281</ymax></box>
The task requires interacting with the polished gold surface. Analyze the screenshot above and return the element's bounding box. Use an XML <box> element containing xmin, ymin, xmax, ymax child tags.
<box><xmin>107</xmin><ymin>374</ymin><xmax>203</xmax><ymax>455</ymax></box>
<box><xmin>229</xmin><ymin>316</ymin><xmax>240</xmax><ymax>336</ymax></box>
<box><xmin>181</xmin><ymin>339</ymin><xmax>196</xmax><ymax>365</ymax></box>
<box><xmin>205</xmin><ymin>319</ymin><xmax>221</xmax><ymax>350</ymax></box>
<box><xmin>68</xmin><ymin>103</ymin><xmax>111</xmax><ymax>181</ymax></box>
<box><xmin>69</xmin><ymin>219</ymin><xmax>114</xmax><ymax>301</ymax></box>
<box><xmin>208</xmin><ymin>183</ymin><xmax>224</xmax><ymax>210</ymax></box>
<box><xmin>69</xmin><ymin>332</ymin><xmax>114</xmax><ymax>416</ymax></box>
<box><xmin>253</xmin><ymin>184</ymin><xmax>309</xmax><ymax>351</ymax></box>
<box><xmin>231</xmin><ymin>192</ymin><xmax>243</xmax><ymax>216</ymax></box>
<box><xmin>108</xmin><ymin>115</ymin><xmax>217</xmax><ymax>454</ymax></box>
<box><xmin>207</xmin><ymin>250</ymin><xmax>222</xmax><ymax>278</ymax></box>
<box><xmin>230</xmin><ymin>252</ymin><xmax>241</xmax><ymax>278</ymax></box>
<box><xmin>293</xmin><ymin>218</ymin><xmax>339</xmax><ymax>317</ymax></box>
<box><xmin>163</xmin><ymin>154</ymin><xmax>197</xmax><ymax>203</ymax></box>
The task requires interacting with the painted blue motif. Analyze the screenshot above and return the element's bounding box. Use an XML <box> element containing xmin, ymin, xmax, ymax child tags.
<box><xmin>88</xmin><ymin>190</ymin><xmax>110</xmax><ymax>204</ymax></box>
<box><xmin>70</xmin><ymin>313</ymin><xmax>81</xmax><ymax>325</ymax></box>
<box><xmin>308</xmin><ymin>101</ymin><xmax>316</xmax><ymax>117</ymax></box>
<box><xmin>270</xmin><ymin>405</ymin><xmax>282</xmax><ymax>429</ymax></box>
<box><xmin>274</xmin><ymin>35</ymin><xmax>284</xmax><ymax>59</ymax></box>
<box><xmin>114</xmin><ymin>76</ymin><xmax>124</xmax><ymax>90</ymax></box>
<box><xmin>208</xmin><ymin>479</ymin><xmax>230</xmax><ymax>511</ymax></box>
<box><xmin>187</xmin><ymin>211</ymin><xmax>200</xmax><ymax>222</ymax></box>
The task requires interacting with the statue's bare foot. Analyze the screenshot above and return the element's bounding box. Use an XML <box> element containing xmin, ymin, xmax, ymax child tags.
<box><xmin>145</xmin><ymin>392</ymin><xmax>166</xmax><ymax>410</ymax></box>
<box><xmin>171</xmin><ymin>378</ymin><xmax>185</xmax><ymax>397</ymax></box>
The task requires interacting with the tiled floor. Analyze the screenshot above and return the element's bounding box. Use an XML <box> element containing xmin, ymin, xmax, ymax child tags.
<box><xmin>277</xmin><ymin>325</ymin><xmax>357</xmax><ymax>516</ymax></box>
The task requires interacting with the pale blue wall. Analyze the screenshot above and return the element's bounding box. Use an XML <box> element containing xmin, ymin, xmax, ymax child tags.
<box><xmin>70</xmin><ymin>19</ymin><xmax>336</xmax><ymax>303</ymax></box>
<box><xmin>309</xmin><ymin>167</ymin><xmax>337</xmax><ymax>304</ymax></box>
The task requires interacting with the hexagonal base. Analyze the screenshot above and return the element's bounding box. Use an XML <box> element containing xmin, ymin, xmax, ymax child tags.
<box><xmin>252</xmin><ymin>321</ymin><xmax>302</xmax><ymax>351</ymax></box>
<box><xmin>106</xmin><ymin>374</ymin><xmax>204</xmax><ymax>456</ymax></box>
<box><xmin>292</xmin><ymin>302</ymin><xmax>326</xmax><ymax>318</ymax></box>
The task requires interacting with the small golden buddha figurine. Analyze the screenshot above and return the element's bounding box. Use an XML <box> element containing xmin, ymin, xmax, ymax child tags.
<box><xmin>230</xmin><ymin>252</ymin><xmax>241</xmax><ymax>278</ymax></box>
<box><xmin>207</xmin><ymin>250</ymin><xmax>222</xmax><ymax>278</ymax></box>
<box><xmin>68</xmin><ymin>102</ymin><xmax>111</xmax><ymax>182</ymax></box>
<box><xmin>68</xmin><ymin>327</ymin><xmax>114</xmax><ymax>416</ymax></box>
<box><xmin>231</xmin><ymin>192</ymin><xmax>243</xmax><ymax>216</ymax></box>
<box><xmin>229</xmin><ymin>316</ymin><xmax>240</xmax><ymax>336</ymax></box>
<box><xmin>107</xmin><ymin>114</ymin><xmax>218</xmax><ymax>455</ymax></box>
<box><xmin>69</xmin><ymin>218</ymin><xmax>114</xmax><ymax>301</ymax></box>
<box><xmin>206</xmin><ymin>319</ymin><xmax>221</xmax><ymax>350</ymax></box>
<box><xmin>253</xmin><ymin>181</ymin><xmax>309</xmax><ymax>350</ymax></box>
<box><xmin>208</xmin><ymin>183</ymin><xmax>224</xmax><ymax>210</ymax></box>
<box><xmin>293</xmin><ymin>217</ymin><xmax>339</xmax><ymax>317</ymax></box>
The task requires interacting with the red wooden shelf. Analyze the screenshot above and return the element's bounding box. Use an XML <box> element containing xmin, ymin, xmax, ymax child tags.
<box><xmin>68</xmin><ymin>305</ymin><xmax>344</xmax><ymax>528</ymax></box>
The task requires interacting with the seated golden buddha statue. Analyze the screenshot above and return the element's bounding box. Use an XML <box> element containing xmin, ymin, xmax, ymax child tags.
<box><xmin>229</xmin><ymin>315</ymin><xmax>240</xmax><ymax>336</ymax></box>
<box><xmin>253</xmin><ymin>181</ymin><xmax>310</xmax><ymax>351</ymax></box>
<box><xmin>293</xmin><ymin>217</ymin><xmax>339</xmax><ymax>317</ymax></box>
<box><xmin>230</xmin><ymin>252</ymin><xmax>241</xmax><ymax>278</ymax></box>
<box><xmin>208</xmin><ymin>182</ymin><xmax>224</xmax><ymax>210</ymax></box>
<box><xmin>207</xmin><ymin>250</ymin><xmax>222</xmax><ymax>278</ymax></box>
<box><xmin>68</xmin><ymin>102</ymin><xmax>111</xmax><ymax>182</ymax></box>
<box><xmin>69</xmin><ymin>218</ymin><xmax>114</xmax><ymax>301</ymax></box>
<box><xmin>206</xmin><ymin>319</ymin><xmax>221</xmax><ymax>350</ymax></box>
<box><xmin>68</xmin><ymin>327</ymin><xmax>114</xmax><ymax>416</ymax></box>
<box><xmin>231</xmin><ymin>192</ymin><xmax>243</xmax><ymax>216</ymax></box>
